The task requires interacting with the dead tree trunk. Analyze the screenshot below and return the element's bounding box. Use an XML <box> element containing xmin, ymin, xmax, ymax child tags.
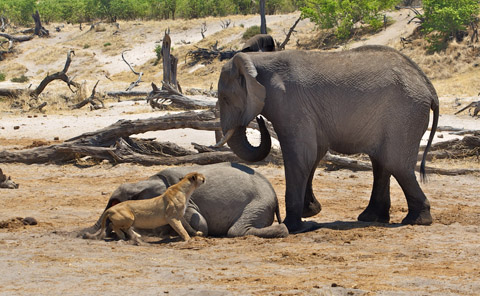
<box><xmin>0</xmin><ymin>50</ymin><xmax>79</xmax><ymax>100</ymax></box>
<box><xmin>161</xmin><ymin>31</ymin><xmax>181</xmax><ymax>92</ymax></box>
<box><xmin>260</xmin><ymin>0</ymin><xmax>267</xmax><ymax>34</ymax></box>
<box><xmin>31</xmin><ymin>50</ymin><xmax>79</xmax><ymax>98</ymax></box>
<box><xmin>32</xmin><ymin>10</ymin><xmax>49</xmax><ymax>37</ymax></box>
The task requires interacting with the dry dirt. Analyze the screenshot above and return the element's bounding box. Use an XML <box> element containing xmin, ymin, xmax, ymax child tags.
<box><xmin>1</xmin><ymin>157</ymin><xmax>480</xmax><ymax>295</ymax></box>
<box><xmin>1</xmin><ymin>9</ymin><xmax>480</xmax><ymax>296</ymax></box>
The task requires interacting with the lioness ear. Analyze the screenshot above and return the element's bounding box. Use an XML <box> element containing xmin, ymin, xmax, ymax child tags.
<box><xmin>190</xmin><ymin>174</ymin><xmax>197</xmax><ymax>182</ymax></box>
<box><xmin>232</xmin><ymin>53</ymin><xmax>266</xmax><ymax>126</ymax></box>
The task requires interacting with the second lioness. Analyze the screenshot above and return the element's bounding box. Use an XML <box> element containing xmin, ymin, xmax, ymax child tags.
<box><xmin>84</xmin><ymin>172</ymin><xmax>205</xmax><ymax>243</ymax></box>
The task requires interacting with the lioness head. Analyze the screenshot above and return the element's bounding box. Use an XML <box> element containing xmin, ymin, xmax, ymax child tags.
<box><xmin>185</xmin><ymin>172</ymin><xmax>206</xmax><ymax>187</ymax></box>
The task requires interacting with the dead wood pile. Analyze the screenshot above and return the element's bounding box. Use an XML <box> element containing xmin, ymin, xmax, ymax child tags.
<box><xmin>0</xmin><ymin>111</ymin><xmax>280</xmax><ymax>166</ymax></box>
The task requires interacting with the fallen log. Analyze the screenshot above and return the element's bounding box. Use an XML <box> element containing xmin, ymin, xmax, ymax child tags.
<box><xmin>146</xmin><ymin>82</ymin><xmax>216</xmax><ymax>110</ymax></box>
<box><xmin>0</xmin><ymin>32</ymin><xmax>34</xmax><ymax>42</ymax></box>
<box><xmin>106</xmin><ymin>90</ymin><xmax>149</xmax><ymax>98</ymax></box>
<box><xmin>0</xmin><ymin>111</ymin><xmax>223</xmax><ymax>165</ymax></box>
<box><xmin>323</xmin><ymin>151</ymin><xmax>480</xmax><ymax>175</ymax></box>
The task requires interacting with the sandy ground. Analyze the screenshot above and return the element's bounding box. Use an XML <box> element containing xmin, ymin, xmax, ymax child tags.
<box><xmin>1</xmin><ymin>9</ymin><xmax>480</xmax><ymax>296</ymax></box>
<box><xmin>1</xmin><ymin>157</ymin><xmax>480</xmax><ymax>295</ymax></box>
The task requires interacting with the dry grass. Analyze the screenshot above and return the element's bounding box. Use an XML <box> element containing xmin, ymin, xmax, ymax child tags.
<box><xmin>1</xmin><ymin>63</ymin><xmax>29</xmax><ymax>81</ymax></box>
<box><xmin>395</xmin><ymin>34</ymin><xmax>480</xmax><ymax>97</ymax></box>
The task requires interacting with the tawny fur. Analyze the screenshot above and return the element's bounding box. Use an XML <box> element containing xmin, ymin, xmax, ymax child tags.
<box><xmin>84</xmin><ymin>172</ymin><xmax>205</xmax><ymax>242</ymax></box>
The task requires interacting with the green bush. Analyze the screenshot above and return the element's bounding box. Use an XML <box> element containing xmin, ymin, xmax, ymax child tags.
<box><xmin>421</xmin><ymin>0</ymin><xmax>479</xmax><ymax>52</ymax></box>
<box><xmin>0</xmin><ymin>73</ymin><xmax>6</xmax><ymax>82</ymax></box>
<box><xmin>242</xmin><ymin>25</ymin><xmax>272</xmax><ymax>40</ymax></box>
<box><xmin>300</xmin><ymin>0</ymin><xmax>399</xmax><ymax>40</ymax></box>
<box><xmin>2</xmin><ymin>0</ymin><xmax>301</xmax><ymax>23</ymax></box>
<box><xmin>103</xmin><ymin>42</ymin><xmax>111</xmax><ymax>47</ymax></box>
<box><xmin>11</xmin><ymin>75</ymin><xmax>29</xmax><ymax>83</ymax></box>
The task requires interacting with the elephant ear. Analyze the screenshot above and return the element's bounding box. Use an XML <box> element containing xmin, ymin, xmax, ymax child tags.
<box><xmin>231</xmin><ymin>53</ymin><xmax>266</xmax><ymax>126</ymax></box>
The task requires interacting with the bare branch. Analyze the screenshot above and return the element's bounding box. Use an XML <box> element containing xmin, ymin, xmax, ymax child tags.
<box><xmin>122</xmin><ymin>50</ymin><xmax>143</xmax><ymax>91</ymax></box>
<box><xmin>277</xmin><ymin>16</ymin><xmax>302</xmax><ymax>50</ymax></box>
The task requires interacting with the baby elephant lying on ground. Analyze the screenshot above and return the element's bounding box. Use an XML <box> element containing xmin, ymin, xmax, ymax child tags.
<box><xmin>84</xmin><ymin>172</ymin><xmax>205</xmax><ymax>243</ymax></box>
<box><xmin>82</xmin><ymin>162</ymin><xmax>288</xmax><ymax>239</ymax></box>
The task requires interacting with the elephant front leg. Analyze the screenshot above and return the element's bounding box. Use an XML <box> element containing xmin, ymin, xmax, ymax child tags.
<box><xmin>184</xmin><ymin>207</ymin><xmax>208</xmax><ymax>237</ymax></box>
<box><xmin>358</xmin><ymin>158</ymin><xmax>391</xmax><ymax>223</ymax></box>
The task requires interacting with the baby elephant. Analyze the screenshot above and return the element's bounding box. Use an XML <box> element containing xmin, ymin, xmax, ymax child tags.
<box><xmin>83</xmin><ymin>163</ymin><xmax>288</xmax><ymax>239</ymax></box>
<box><xmin>241</xmin><ymin>34</ymin><xmax>276</xmax><ymax>52</ymax></box>
<box><xmin>84</xmin><ymin>172</ymin><xmax>205</xmax><ymax>243</ymax></box>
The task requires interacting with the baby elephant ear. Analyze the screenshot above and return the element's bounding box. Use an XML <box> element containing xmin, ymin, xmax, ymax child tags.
<box><xmin>232</xmin><ymin>53</ymin><xmax>266</xmax><ymax>126</ymax></box>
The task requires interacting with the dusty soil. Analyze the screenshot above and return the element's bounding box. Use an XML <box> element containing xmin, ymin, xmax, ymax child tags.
<box><xmin>1</xmin><ymin>157</ymin><xmax>480</xmax><ymax>295</ymax></box>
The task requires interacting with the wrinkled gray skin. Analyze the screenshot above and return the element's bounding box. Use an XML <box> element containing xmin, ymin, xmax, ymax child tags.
<box><xmin>241</xmin><ymin>34</ymin><xmax>275</xmax><ymax>52</ymax></box>
<box><xmin>217</xmin><ymin>45</ymin><xmax>439</xmax><ymax>233</ymax></box>
<box><xmin>85</xmin><ymin>163</ymin><xmax>288</xmax><ymax>238</ymax></box>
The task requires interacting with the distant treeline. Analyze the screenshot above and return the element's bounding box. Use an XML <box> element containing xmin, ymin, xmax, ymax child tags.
<box><xmin>0</xmin><ymin>0</ymin><xmax>305</xmax><ymax>25</ymax></box>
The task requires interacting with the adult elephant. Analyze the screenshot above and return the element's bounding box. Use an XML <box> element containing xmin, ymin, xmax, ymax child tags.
<box><xmin>241</xmin><ymin>34</ymin><xmax>276</xmax><ymax>52</ymax></box>
<box><xmin>82</xmin><ymin>163</ymin><xmax>288</xmax><ymax>238</ymax></box>
<box><xmin>215</xmin><ymin>45</ymin><xmax>439</xmax><ymax>233</ymax></box>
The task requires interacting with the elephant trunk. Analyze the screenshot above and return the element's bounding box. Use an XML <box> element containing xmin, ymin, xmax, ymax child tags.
<box><xmin>227</xmin><ymin>117</ymin><xmax>271</xmax><ymax>162</ymax></box>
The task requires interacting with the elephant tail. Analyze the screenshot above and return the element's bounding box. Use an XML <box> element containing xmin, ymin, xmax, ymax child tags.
<box><xmin>420</xmin><ymin>101</ymin><xmax>439</xmax><ymax>182</ymax></box>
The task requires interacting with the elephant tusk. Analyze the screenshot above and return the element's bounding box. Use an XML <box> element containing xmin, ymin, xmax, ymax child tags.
<box><xmin>213</xmin><ymin>129</ymin><xmax>235</xmax><ymax>148</ymax></box>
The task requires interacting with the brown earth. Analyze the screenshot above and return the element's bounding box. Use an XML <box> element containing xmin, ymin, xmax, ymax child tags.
<box><xmin>1</xmin><ymin>158</ymin><xmax>479</xmax><ymax>295</ymax></box>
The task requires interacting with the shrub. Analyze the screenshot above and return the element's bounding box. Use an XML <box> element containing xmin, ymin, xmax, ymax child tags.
<box><xmin>0</xmin><ymin>73</ymin><xmax>5</xmax><ymax>81</ymax></box>
<box><xmin>301</xmin><ymin>0</ymin><xmax>399</xmax><ymax>40</ymax></box>
<box><xmin>421</xmin><ymin>0</ymin><xmax>479</xmax><ymax>52</ymax></box>
<box><xmin>242</xmin><ymin>25</ymin><xmax>272</xmax><ymax>40</ymax></box>
<box><xmin>11</xmin><ymin>75</ymin><xmax>29</xmax><ymax>83</ymax></box>
<box><xmin>103</xmin><ymin>42</ymin><xmax>111</xmax><ymax>47</ymax></box>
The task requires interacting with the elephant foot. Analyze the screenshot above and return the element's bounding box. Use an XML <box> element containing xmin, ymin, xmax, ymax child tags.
<box><xmin>401</xmin><ymin>210</ymin><xmax>432</xmax><ymax>225</ymax></box>
<box><xmin>358</xmin><ymin>208</ymin><xmax>390</xmax><ymax>223</ymax></box>
<box><xmin>302</xmin><ymin>199</ymin><xmax>322</xmax><ymax>218</ymax></box>
<box><xmin>284</xmin><ymin>216</ymin><xmax>321</xmax><ymax>234</ymax></box>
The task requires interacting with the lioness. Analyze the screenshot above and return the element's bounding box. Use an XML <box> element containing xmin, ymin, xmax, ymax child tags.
<box><xmin>84</xmin><ymin>172</ymin><xmax>205</xmax><ymax>243</ymax></box>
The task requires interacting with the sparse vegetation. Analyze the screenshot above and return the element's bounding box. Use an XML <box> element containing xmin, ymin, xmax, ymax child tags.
<box><xmin>10</xmin><ymin>75</ymin><xmax>29</xmax><ymax>83</ymax></box>
<box><xmin>0</xmin><ymin>73</ymin><xmax>5</xmax><ymax>82</ymax></box>
<box><xmin>103</xmin><ymin>42</ymin><xmax>111</xmax><ymax>47</ymax></box>
<box><xmin>242</xmin><ymin>25</ymin><xmax>272</xmax><ymax>40</ymax></box>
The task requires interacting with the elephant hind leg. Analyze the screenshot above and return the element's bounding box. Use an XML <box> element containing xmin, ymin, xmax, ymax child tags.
<box><xmin>228</xmin><ymin>223</ymin><xmax>289</xmax><ymax>238</ymax></box>
<box><xmin>227</xmin><ymin>207</ymin><xmax>289</xmax><ymax>238</ymax></box>
<box><xmin>393</xmin><ymin>170</ymin><xmax>432</xmax><ymax>225</ymax></box>
<box><xmin>358</xmin><ymin>157</ymin><xmax>391</xmax><ymax>223</ymax></box>
<box><xmin>244</xmin><ymin>224</ymin><xmax>289</xmax><ymax>238</ymax></box>
<box><xmin>302</xmin><ymin>153</ymin><xmax>323</xmax><ymax>218</ymax></box>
